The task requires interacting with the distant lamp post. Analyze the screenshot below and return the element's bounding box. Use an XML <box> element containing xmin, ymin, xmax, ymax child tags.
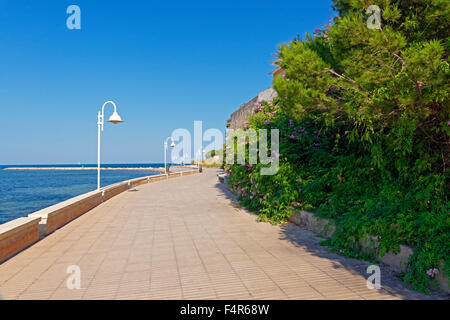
<box><xmin>97</xmin><ymin>100</ymin><xmax>124</xmax><ymax>191</ymax></box>
<box><xmin>196</xmin><ymin>148</ymin><xmax>205</xmax><ymax>170</ymax></box>
<box><xmin>164</xmin><ymin>137</ymin><xmax>175</xmax><ymax>174</ymax></box>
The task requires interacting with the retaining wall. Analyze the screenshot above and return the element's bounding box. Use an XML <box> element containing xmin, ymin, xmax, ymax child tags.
<box><xmin>289</xmin><ymin>210</ymin><xmax>449</xmax><ymax>294</ymax></box>
<box><xmin>0</xmin><ymin>217</ymin><xmax>41</xmax><ymax>264</ymax></box>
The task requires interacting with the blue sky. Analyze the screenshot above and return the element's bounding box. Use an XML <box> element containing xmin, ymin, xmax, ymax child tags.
<box><xmin>0</xmin><ymin>0</ymin><xmax>334</xmax><ymax>164</ymax></box>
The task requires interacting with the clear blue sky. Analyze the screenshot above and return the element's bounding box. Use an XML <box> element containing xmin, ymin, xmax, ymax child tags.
<box><xmin>0</xmin><ymin>0</ymin><xmax>334</xmax><ymax>164</ymax></box>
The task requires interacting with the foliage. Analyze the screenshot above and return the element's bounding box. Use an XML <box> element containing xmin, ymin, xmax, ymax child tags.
<box><xmin>226</xmin><ymin>0</ymin><xmax>449</xmax><ymax>293</ymax></box>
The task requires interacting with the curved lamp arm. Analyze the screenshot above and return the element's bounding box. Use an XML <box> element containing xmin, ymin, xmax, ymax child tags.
<box><xmin>164</xmin><ymin>136</ymin><xmax>175</xmax><ymax>146</ymax></box>
<box><xmin>99</xmin><ymin>101</ymin><xmax>118</xmax><ymax>131</ymax></box>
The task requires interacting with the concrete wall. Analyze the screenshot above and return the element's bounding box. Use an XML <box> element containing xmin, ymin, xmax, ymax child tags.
<box><xmin>289</xmin><ymin>210</ymin><xmax>449</xmax><ymax>294</ymax></box>
<box><xmin>0</xmin><ymin>216</ymin><xmax>41</xmax><ymax>264</ymax></box>
<box><xmin>31</xmin><ymin>191</ymin><xmax>103</xmax><ymax>236</ymax></box>
<box><xmin>229</xmin><ymin>88</ymin><xmax>277</xmax><ymax>130</ymax></box>
<box><xmin>289</xmin><ymin>210</ymin><xmax>336</xmax><ymax>238</ymax></box>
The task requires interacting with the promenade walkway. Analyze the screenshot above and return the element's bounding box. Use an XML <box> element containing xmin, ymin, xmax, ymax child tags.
<box><xmin>0</xmin><ymin>169</ymin><xmax>442</xmax><ymax>299</ymax></box>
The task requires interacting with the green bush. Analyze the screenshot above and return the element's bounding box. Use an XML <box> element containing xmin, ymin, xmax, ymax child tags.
<box><xmin>226</xmin><ymin>0</ymin><xmax>449</xmax><ymax>293</ymax></box>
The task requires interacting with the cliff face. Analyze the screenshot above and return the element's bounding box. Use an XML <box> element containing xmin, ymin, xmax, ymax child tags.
<box><xmin>228</xmin><ymin>88</ymin><xmax>277</xmax><ymax>130</ymax></box>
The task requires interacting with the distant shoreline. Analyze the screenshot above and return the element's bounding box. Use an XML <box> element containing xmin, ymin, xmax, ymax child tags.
<box><xmin>3</xmin><ymin>167</ymin><xmax>166</xmax><ymax>172</ymax></box>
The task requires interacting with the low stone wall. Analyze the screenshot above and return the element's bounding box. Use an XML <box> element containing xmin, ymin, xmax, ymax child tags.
<box><xmin>289</xmin><ymin>210</ymin><xmax>449</xmax><ymax>294</ymax></box>
<box><xmin>168</xmin><ymin>170</ymin><xmax>198</xmax><ymax>179</ymax></box>
<box><xmin>30</xmin><ymin>190</ymin><xmax>103</xmax><ymax>236</ymax></box>
<box><xmin>103</xmin><ymin>182</ymin><xmax>129</xmax><ymax>202</ymax></box>
<box><xmin>0</xmin><ymin>216</ymin><xmax>41</xmax><ymax>264</ymax></box>
<box><xmin>289</xmin><ymin>210</ymin><xmax>335</xmax><ymax>238</ymax></box>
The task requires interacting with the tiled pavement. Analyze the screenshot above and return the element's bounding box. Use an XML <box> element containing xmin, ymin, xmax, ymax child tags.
<box><xmin>0</xmin><ymin>169</ymin><xmax>445</xmax><ymax>300</ymax></box>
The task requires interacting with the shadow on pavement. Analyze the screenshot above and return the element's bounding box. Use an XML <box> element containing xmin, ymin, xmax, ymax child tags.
<box><xmin>213</xmin><ymin>175</ymin><xmax>445</xmax><ymax>300</ymax></box>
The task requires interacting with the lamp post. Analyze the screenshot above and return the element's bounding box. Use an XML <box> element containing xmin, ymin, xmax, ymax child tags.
<box><xmin>196</xmin><ymin>149</ymin><xmax>200</xmax><ymax>168</ymax></box>
<box><xmin>164</xmin><ymin>137</ymin><xmax>175</xmax><ymax>174</ymax></box>
<box><xmin>97</xmin><ymin>101</ymin><xmax>124</xmax><ymax>191</ymax></box>
<box><xmin>196</xmin><ymin>148</ymin><xmax>205</xmax><ymax>170</ymax></box>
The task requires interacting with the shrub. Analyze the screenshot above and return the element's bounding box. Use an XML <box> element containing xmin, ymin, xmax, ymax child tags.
<box><xmin>226</xmin><ymin>0</ymin><xmax>449</xmax><ymax>293</ymax></box>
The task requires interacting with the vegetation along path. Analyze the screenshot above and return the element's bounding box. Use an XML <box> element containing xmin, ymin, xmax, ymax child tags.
<box><xmin>0</xmin><ymin>169</ymin><xmax>445</xmax><ymax>299</ymax></box>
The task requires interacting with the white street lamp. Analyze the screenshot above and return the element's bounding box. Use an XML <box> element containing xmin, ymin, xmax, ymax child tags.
<box><xmin>97</xmin><ymin>100</ymin><xmax>124</xmax><ymax>191</ymax></box>
<box><xmin>196</xmin><ymin>148</ymin><xmax>205</xmax><ymax>170</ymax></box>
<box><xmin>164</xmin><ymin>137</ymin><xmax>175</xmax><ymax>174</ymax></box>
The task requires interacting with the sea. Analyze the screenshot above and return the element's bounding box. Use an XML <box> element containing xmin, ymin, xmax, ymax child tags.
<box><xmin>0</xmin><ymin>164</ymin><xmax>165</xmax><ymax>225</ymax></box>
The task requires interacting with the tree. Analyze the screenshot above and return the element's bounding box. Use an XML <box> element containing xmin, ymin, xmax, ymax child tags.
<box><xmin>227</xmin><ymin>0</ymin><xmax>449</xmax><ymax>293</ymax></box>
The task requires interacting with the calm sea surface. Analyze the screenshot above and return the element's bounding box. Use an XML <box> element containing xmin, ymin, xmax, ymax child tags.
<box><xmin>0</xmin><ymin>164</ymin><xmax>165</xmax><ymax>224</ymax></box>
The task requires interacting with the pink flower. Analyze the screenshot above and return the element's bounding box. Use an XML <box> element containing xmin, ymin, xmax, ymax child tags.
<box><xmin>264</xmin><ymin>119</ymin><xmax>270</xmax><ymax>125</ymax></box>
<box><xmin>359</xmin><ymin>109</ymin><xmax>364</xmax><ymax>115</ymax></box>
<box><xmin>426</xmin><ymin>269</ymin><xmax>438</xmax><ymax>277</ymax></box>
<box><xmin>289</xmin><ymin>134</ymin><xmax>295</xmax><ymax>139</ymax></box>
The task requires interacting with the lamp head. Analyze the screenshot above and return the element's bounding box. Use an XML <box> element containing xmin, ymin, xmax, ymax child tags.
<box><xmin>107</xmin><ymin>111</ymin><xmax>124</xmax><ymax>124</ymax></box>
<box><xmin>170</xmin><ymin>141</ymin><xmax>176</xmax><ymax>148</ymax></box>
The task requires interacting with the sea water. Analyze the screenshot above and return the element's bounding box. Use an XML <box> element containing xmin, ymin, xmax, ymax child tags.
<box><xmin>0</xmin><ymin>164</ymin><xmax>165</xmax><ymax>224</ymax></box>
